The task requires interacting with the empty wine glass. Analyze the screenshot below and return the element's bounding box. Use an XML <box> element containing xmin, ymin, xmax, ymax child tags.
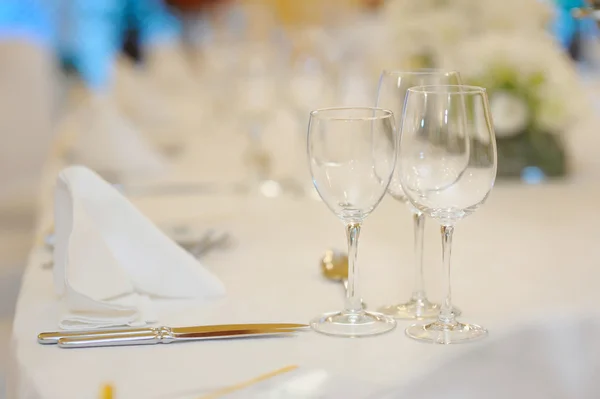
<box><xmin>308</xmin><ymin>107</ymin><xmax>397</xmax><ymax>337</ymax></box>
<box><xmin>375</xmin><ymin>69</ymin><xmax>462</xmax><ymax>320</ymax></box>
<box><xmin>399</xmin><ymin>85</ymin><xmax>497</xmax><ymax>344</ymax></box>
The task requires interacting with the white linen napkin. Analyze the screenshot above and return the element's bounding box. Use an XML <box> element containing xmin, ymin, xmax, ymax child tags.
<box><xmin>53</xmin><ymin>166</ymin><xmax>226</xmax><ymax>330</ymax></box>
<box><xmin>382</xmin><ymin>314</ymin><xmax>600</xmax><ymax>398</ymax></box>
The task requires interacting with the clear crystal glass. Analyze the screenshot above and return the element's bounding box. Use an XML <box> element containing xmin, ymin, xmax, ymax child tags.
<box><xmin>399</xmin><ymin>85</ymin><xmax>497</xmax><ymax>344</ymax></box>
<box><xmin>376</xmin><ymin>69</ymin><xmax>462</xmax><ymax>320</ymax></box>
<box><xmin>308</xmin><ymin>107</ymin><xmax>397</xmax><ymax>337</ymax></box>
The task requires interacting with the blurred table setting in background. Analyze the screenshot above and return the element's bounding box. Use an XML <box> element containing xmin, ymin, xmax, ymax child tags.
<box><xmin>35</xmin><ymin>0</ymin><xmax>600</xmax><ymax>190</ymax></box>
<box><xmin>5</xmin><ymin>0</ymin><xmax>600</xmax><ymax>398</ymax></box>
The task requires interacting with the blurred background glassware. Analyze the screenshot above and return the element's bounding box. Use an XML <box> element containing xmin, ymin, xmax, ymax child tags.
<box><xmin>308</xmin><ymin>107</ymin><xmax>397</xmax><ymax>337</ymax></box>
<box><xmin>375</xmin><ymin>69</ymin><xmax>462</xmax><ymax>320</ymax></box>
<box><xmin>398</xmin><ymin>85</ymin><xmax>497</xmax><ymax>344</ymax></box>
<box><xmin>236</xmin><ymin>44</ymin><xmax>280</xmax><ymax>193</ymax></box>
<box><xmin>165</xmin><ymin>0</ymin><xmax>236</xmax><ymax>59</ymax></box>
<box><xmin>286</xmin><ymin>31</ymin><xmax>337</xmax><ymax>198</ymax></box>
<box><xmin>211</xmin><ymin>2</ymin><xmax>304</xmax><ymax>198</ymax></box>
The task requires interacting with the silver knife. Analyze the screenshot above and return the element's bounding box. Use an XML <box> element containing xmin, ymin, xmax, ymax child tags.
<box><xmin>38</xmin><ymin>323</ymin><xmax>309</xmax><ymax>345</ymax></box>
<box><xmin>57</xmin><ymin>327</ymin><xmax>302</xmax><ymax>348</ymax></box>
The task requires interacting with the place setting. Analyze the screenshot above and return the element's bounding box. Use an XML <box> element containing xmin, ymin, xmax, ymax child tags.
<box><xmin>30</xmin><ymin>163</ymin><xmax>303</xmax><ymax>345</ymax></box>
<box><xmin>35</xmin><ymin>67</ymin><xmax>497</xmax><ymax>361</ymax></box>
<box><xmin>34</xmin><ymin>79</ymin><xmax>497</xmax><ymax>399</ymax></box>
<box><xmin>9</xmin><ymin>0</ymin><xmax>600</xmax><ymax>397</ymax></box>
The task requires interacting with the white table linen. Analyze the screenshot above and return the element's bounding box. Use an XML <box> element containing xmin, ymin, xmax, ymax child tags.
<box><xmin>8</xmin><ymin>65</ymin><xmax>600</xmax><ymax>399</ymax></box>
<box><xmin>383</xmin><ymin>313</ymin><xmax>600</xmax><ymax>398</ymax></box>
<box><xmin>8</xmin><ymin>179</ymin><xmax>600</xmax><ymax>398</ymax></box>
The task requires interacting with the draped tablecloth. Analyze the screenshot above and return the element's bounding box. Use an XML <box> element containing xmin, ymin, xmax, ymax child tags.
<box><xmin>8</xmin><ymin>72</ymin><xmax>600</xmax><ymax>398</ymax></box>
<box><xmin>8</xmin><ymin>180</ymin><xmax>600</xmax><ymax>398</ymax></box>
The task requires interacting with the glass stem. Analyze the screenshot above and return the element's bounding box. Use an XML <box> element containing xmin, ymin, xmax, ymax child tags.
<box><xmin>411</xmin><ymin>211</ymin><xmax>426</xmax><ymax>301</ymax></box>
<box><xmin>439</xmin><ymin>225</ymin><xmax>456</xmax><ymax>325</ymax></box>
<box><xmin>344</xmin><ymin>222</ymin><xmax>363</xmax><ymax>313</ymax></box>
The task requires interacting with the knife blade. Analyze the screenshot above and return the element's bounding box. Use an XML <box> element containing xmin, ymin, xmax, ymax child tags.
<box><xmin>38</xmin><ymin>323</ymin><xmax>309</xmax><ymax>344</ymax></box>
<box><xmin>57</xmin><ymin>328</ymin><xmax>302</xmax><ymax>349</ymax></box>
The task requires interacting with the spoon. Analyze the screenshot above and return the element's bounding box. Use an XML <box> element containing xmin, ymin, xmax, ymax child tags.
<box><xmin>320</xmin><ymin>249</ymin><xmax>367</xmax><ymax>309</ymax></box>
<box><xmin>188</xmin><ymin>230</ymin><xmax>233</xmax><ymax>257</ymax></box>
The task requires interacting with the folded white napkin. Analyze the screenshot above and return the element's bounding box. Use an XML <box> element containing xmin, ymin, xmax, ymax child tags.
<box><xmin>384</xmin><ymin>314</ymin><xmax>600</xmax><ymax>398</ymax></box>
<box><xmin>53</xmin><ymin>166</ymin><xmax>226</xmax><ymax>330</ymax></box>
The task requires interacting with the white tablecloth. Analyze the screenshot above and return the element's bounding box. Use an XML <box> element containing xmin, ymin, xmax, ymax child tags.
<box><xmin>8</xmin><ymin>177</ymin><xmax>600</xmax><ymax>398</ymax></box>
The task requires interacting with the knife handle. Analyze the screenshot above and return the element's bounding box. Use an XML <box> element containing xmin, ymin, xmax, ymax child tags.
<box><xmin>58</xmin><ymin>327</ymin><xmax>176</xmax><ymax>348</ymax></box>
<box><xmin>38</xmin><ymin>326</ymin><xmax>161</xmax><ymax>344</ymax></box>
<box><xmin>57</xmin><ymin>329</ymin><xmax>300</xmax><ymax>348</ymax></box>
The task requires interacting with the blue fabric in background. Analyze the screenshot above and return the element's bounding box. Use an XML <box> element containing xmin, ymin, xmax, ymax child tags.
<box><xmin>130</xmin><ymin>0</ymin><xmax>182</xmax><ymax>46</ymax></box>
<box><xmin>551</xmin><ymin>0</ymin><xmax>599</xmax><ymax>50</ymax></box>
<box><xmin>66</xmin><ymin>0</ymin><xmax>127</xmax><ymax>90</ymax></box>
<box><xmin>0</xmin><ymin>0</ymin><xmax>181</xmax><ymax>90</ymax></box>
<box><xmin>0</xmin><ymin>0</ymin><xmax>53</xmax><ymax>46</ymax></box>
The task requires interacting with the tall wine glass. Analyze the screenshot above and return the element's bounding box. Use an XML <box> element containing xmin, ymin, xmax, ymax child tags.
<box><xmin>399</xmin><ymin>85</ymin><xmax>497</xmax><ymax>344</ymax></box>
<box><xmin>308</xmin><ymin>107</ymin><xmax>397</xmax><ymax>337</ymax></box>
<box><xmin>376</xmin><ymin>70</ymin><xmax>462</xmax><ymax>320</ymax></box>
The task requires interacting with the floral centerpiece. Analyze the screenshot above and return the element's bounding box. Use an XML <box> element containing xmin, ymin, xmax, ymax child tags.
<box><xmin>379</xmin><ymin>0</ymin><xmax>586</xmax><ymax>179</ymax></box>
<box><xmin>442</xmin><ymin>32</ymin><xmax>585</xmax><ymax>178</ymax></box>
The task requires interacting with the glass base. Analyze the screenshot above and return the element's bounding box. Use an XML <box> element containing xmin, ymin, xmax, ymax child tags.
<box><xmin>378</xmin><ymin>298</ymin><xmax>461</xmax><ymax>320</ymax></box>
<box><xmin>405</xmin><ymin>320</ymin><xmax>488</xmax><ymax>344</ymax></box>
<box><xmin>310</xmin><ymin>311</ymin><xmax>396</xmax><ymax>338</ymax></box>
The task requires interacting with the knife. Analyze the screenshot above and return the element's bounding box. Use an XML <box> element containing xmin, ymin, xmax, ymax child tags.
<box><xmin>57</xmin><ymin>327</ymin><xmax>303</xmax><ymax>348</ymax></box>
<box><xmin>38</xmin><ymin>323</ymin><xmax>309</xmax><ymax>345</ymax></box>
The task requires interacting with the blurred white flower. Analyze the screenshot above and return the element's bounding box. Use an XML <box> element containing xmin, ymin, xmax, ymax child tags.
<box><xmin>439</xmin><ymin>32</ymin><xmax>586</xmax><ymax>134</ymax></box>
<box><xmin>469</xmin><ymin>0</ymin><xmax>554</xmax><ymax>33</ymax></box>
<box><xmin>383</xmin><ymin>0</ymin><xmax>553</xmax><ymax>38</ymax></box>
<box><xmin>489</xmin><ymin>91</ymin><xmax>530</xmax><ymax>137</ymax></box>
<box><xmin>381</xmin><ymin>0</ymin><xmax>557</xmax><ymax>70</ymax></box>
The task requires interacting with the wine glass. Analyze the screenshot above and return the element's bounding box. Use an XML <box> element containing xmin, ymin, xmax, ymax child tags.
<box><xmin>308</xmin><ymin>107</ymin><xmax>397</xmax><ymax>337</ymax></box>
<box><xmin>398</xmin><ymin>85</ymin><xmax>497</xmax><ymax>344</ymax></box>
<box><xmin>375</xmin><ymin>69</ymin><xmax>462</xmax><ymax>320</ymax></box>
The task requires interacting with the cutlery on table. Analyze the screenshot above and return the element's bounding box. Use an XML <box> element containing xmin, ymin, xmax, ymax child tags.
<box><xmin>176</xmin><ymin>229</ymin><xmax>233</xmax><ymax>257</ymax></box>
<box><xmin>38</xmin><ymin>323</ymin><xmax>309</xmax><ymax>348</ymax></box>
